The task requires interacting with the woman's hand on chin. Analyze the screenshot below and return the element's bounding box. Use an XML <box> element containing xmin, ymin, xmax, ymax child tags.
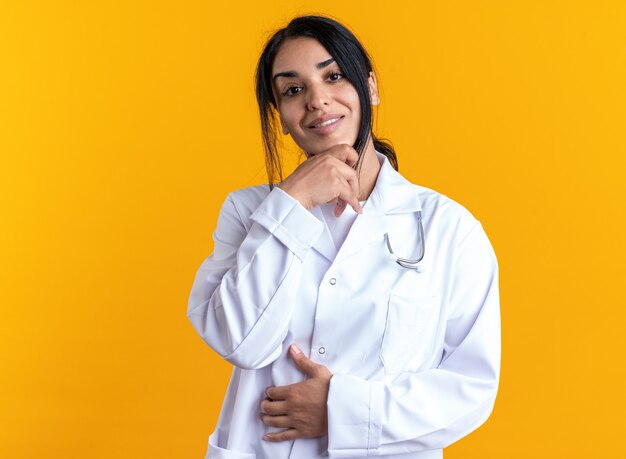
<box><xmin>279</xmin><ymin>144</ymin><xmax>362</xmax><ymax>217</ymax></box>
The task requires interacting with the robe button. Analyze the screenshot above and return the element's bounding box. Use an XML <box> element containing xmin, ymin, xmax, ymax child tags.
<box><xmin>329</xmin><ymin>278</ymin><xmax>336</xmax><ymax>285</ymax></box>
<box><xmin>318</xmin><ymin>347</ymin><xmax>326</xmax><ymax>355</ymax></box>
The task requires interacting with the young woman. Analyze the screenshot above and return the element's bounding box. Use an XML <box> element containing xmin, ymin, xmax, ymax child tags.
<box><xmin>188</xmin><ymin>15</ymin><xmax>500</xmax><ymax>459</ymax></box>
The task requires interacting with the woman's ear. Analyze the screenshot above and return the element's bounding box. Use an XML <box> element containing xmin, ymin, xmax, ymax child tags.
<box><xmin>368</xmin><ymin>71</ymin><xmax>380</xmax><ymax>106</ymax></box>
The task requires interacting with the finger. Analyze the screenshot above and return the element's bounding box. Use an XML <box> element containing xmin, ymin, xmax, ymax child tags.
<box><xmin>265</xmin><ymin>385</ymin><xmax>289</xmax><ymax>401</ymax></box>
<box><xmin>333</xmin><ymin>179</ymin><xmax>359</xmax><ymax>217</ymax></box>
<box><xmin>260</xmin><ymin>414</ymin><xmax>291</xmax><ymax>429</ymax></box>
<box><xmin>335</xmin><ymin>175</ymin><xmax>362</xmax><ymax>215</ymax></box>
<box><xmin>263</xmin><ymin>428</ymin><xmax>300</xmax><ymax>442</ymax></box>
<box><xmin>326</xmin><ymin>144</ymin><xmax>359</xmax><ymax>167</ymax></box>
<box><xmin>343</xmin><ymin>163</ymin><xmax>361</xmax><ymax>200</ymax></box>
<box><xmin>260</xmin><ymin>398</ymin><xmax>288</xmax><ymax>416</ymax></box>
<box><xmin>290</xmin><ymin>344</ymin><xmax>320</xmax><ymax>377</ymax></box>
<box><xmin>334</xmin><ymin>161</ymin><xmax>360</xmax><ymax>196</ymax></box>
<box><xmin>333</xmin><ymin>198</ymin><xmax>348</xmax><ymax>218</ymax></box>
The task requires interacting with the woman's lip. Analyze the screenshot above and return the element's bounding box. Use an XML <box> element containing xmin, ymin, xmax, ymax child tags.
<box><xmin>307</xmin><ymin>116</ymin><xmax>344</xmax><ymax>134</ymax></box>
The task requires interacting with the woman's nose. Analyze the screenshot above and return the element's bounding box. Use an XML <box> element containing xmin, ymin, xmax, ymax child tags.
<box><xmin>305</xmin><ymin>83</ymin><xmax>330</xmax><ymax>111</ymax></box>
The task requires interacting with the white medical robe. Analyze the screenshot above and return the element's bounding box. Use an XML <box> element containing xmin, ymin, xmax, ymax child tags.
<box><xmin>188</xmin><ymin>152</ymin><xmax>500</xmax><ymax>458</ymax></box>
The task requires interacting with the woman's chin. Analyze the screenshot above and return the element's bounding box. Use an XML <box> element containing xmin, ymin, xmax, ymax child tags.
<box><xmin>302</xmin><ymin>140</ymin><xmax>355</xmax><ymax>158</ymax></box>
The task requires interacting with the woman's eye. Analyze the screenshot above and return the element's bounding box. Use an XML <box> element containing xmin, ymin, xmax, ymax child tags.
<box><xmin>283</xmin><ymin>86</ymin><xmax>302</xmax><ymax>97</ymax></box>
<box><xmin>328</xmin><ymin>72</ymin><xmax>344</xmax><ymax>82</ymax></box>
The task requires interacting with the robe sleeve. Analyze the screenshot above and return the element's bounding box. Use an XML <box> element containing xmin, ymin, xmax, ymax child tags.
<box><xmin>326</xmin><ymin>221</ymin><xmax>500</xmax><ymax>457</ymax></box>
<box><xmin>187</xmin><ymin>187</ymin><xmax>324</xmax><ymax>370</ymax></box>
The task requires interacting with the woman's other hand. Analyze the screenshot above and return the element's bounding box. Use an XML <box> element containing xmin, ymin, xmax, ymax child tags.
<box><xmin>260</xmin><ymin>344</ymin><xmax>333</xmax><ymax>441</ymax></box>
<box><xmin>279</xmin><ymin>144</ymin><xmax>362</xmax><ymax>217</ymax></box>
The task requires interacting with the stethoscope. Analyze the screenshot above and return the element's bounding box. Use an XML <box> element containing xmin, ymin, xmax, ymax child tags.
<box><xmin>384</xmin><ymin>211</ymin><xmax>425</xmax><ymax>270</ymax></box>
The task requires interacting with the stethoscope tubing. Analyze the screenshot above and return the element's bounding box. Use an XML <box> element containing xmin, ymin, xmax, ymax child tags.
<box><xmin>384</xmin><ymin>211</ymin><xmax>425</xmax><ymax>270</ymax></box>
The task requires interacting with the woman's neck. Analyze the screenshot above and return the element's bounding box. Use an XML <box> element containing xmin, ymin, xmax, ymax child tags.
<box><xmin>357</xmin><ymin>139</ymin><xmax>382</xmax><ymax>201</ymax></box>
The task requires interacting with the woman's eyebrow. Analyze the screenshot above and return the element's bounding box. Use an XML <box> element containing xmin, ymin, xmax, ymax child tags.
<box><xmin>273</xmin><ymin>58</ymin><xmax>336</xmax><ymax>81</ymax></box>
<box><xmin>316</xmin><ymin>57</ymin><xmax>335</xmax><ymax>69</ymax></box>
<box><xmin>273</xmin><ymin>70</ymin><xmax>297</xmax><ymax>81</ymax></box>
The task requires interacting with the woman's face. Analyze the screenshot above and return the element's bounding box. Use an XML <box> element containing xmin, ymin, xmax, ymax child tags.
<box><xmin>271</xmin><ymin>37</ymin><xmax>377</xmax><ymax>156</ymax></box>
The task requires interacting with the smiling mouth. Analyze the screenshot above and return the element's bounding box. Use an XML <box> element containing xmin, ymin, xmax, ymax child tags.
<box><xmin>314</xmin><ymin>118</ymin><xmax>340</xmax><ymax>128</ymax></box>
<box><xmin>309</xmin><ymin>116</ymin><xmax>344</xmax><ymax>129</ymax></box>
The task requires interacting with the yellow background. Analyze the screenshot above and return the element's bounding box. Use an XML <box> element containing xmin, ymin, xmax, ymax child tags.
<box><xmin>1</xmin><ymin>1</ymin><xmax>625</xmax><ymax>457</ymax></box>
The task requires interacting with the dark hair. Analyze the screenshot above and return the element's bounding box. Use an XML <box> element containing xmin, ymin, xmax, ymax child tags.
<box><xmin>255</xmin><ymin>15</ymin><xmax>398</xmax><ymax>187</ymax></box>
